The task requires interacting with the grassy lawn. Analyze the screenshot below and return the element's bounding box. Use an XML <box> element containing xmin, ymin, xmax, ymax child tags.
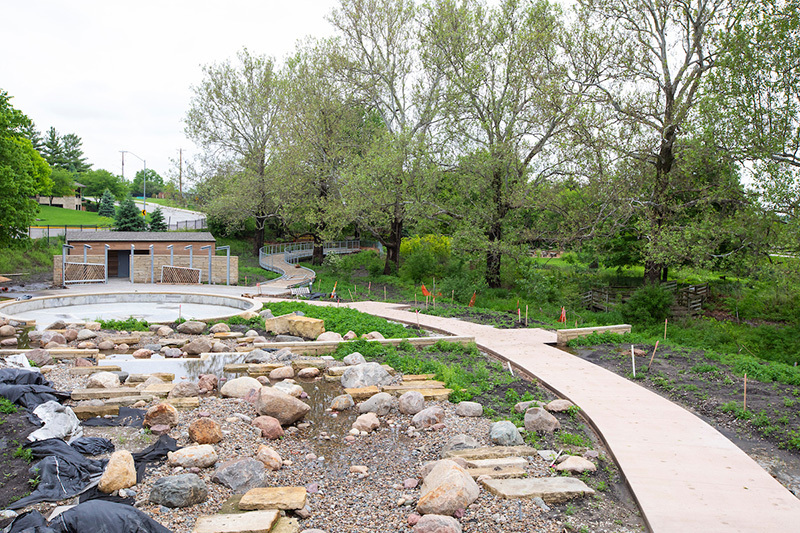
<box><xmin>33</xmin><ymin>206</ymin><xmax>113</xmax><ymax>227</ymax></box>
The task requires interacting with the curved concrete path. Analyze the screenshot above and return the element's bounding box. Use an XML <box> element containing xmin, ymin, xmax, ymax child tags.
<box><xmin>283</xmin><ymin>300</ymin><xmax>800</xmax><ymax>533</ymax></box>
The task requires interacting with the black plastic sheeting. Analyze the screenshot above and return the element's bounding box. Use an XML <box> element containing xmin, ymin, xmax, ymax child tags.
<box><xmin>0</xmin><ymin>369</ymin><xmax>69</xmax><ymax>410</ymax></box>
<box><xmin>6</xmin><ymin>501</ymin><xmax>173</xmax><ymax>533</ymax></box>
<box><xmin>69</xmin><ymin>437</ymin><xmax>115</xmax><ymax>456</ymax></box>
<box><xmin>81</xmin><ymin>407</ymin><xmax>144</xmax><ymax>428</ymax></box>
<box><xmin>8</xmin><ymin>439</ymin><xmax>107</xmax><ymax>510</ymax></box>
<box><xmin>131</xmin><ymin>434</ymin><xmax>179</xmax><ymax>483</ymax></box>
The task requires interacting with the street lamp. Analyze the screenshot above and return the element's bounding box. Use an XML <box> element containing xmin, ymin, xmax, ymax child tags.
<box><xmin>121</xmin><ymin>150</ymin><xmax>147</xmax><ymax>217</ymax></box>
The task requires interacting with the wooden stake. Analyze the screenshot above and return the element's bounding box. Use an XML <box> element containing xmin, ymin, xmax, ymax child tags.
<box><xmin>647</xmin><ymin>340</ymin><xmax>659</xmax><ymax>371</ymax></box>
<box><xmin>415</xmin><ymin>293</ymin><xmax>417</xmax><ymax>307</ymax></box>
<box><xmin>384</xmin><ymin>286</ymin><xmax>387</xmax><ymax>301</ymax></box>
<box><xmin>416</xmin><ymin>309</ymin><xmax>420</xmax><ymax>328</ymax></box>
<box><xmin>744</xmin><ymin>373</ymin><xmax>748</xmax><ymax>411</ymax></box>
<box><xmin>425</xmin><ymin>295</ymin><xmax>429</xmax><ymax>310</ymax></box>
<box><xmin>631</xmin><ymin>345</ymin><xmax>636</xmax><ymax>378</ymax></box>
<box><xmin>518</xmin><ymin>308</ymin><xmax>521</xmax><ymax>323</ymax></box>
<box><xmin>348</xmin><ymin>289</ymin><xmax>353</xmax><ymax>300</ymax></box>
<box><xmin>525</xmin><ymin>305</ymin><xmax>528</xmax><ymax>326</ymax></box>
<box><xmin>451</xmin><ymin>289</ymin><xmax>454</xmax><ymax>302</ymax></box>
<box><xmin>368</xmin><ymin>281</ymin><xmax>371</xmax><ymax>296</ymax></box>
<box><xmin>664</xmin><ymin>318</ymin><xmax>668</xmax><ymax>340</ymax></box>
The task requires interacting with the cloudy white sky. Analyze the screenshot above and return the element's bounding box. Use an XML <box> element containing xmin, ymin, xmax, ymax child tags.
<box><xmin>2</xmin><ymin>0</ymin><xmax>338</xmax><ymax>181</ymax></box>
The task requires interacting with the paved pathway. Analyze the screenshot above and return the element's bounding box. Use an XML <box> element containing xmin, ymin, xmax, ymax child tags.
<box><xmin>268</xmin><ymin>299</ymin><xmax>800</xmax><ymax>533</ymax></box>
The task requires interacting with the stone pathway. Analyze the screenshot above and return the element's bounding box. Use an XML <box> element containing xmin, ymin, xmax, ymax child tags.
<box><xmin>274</xmin><ymin>299</ymin><xmax>800</xmax><ymax>533</ymax></box>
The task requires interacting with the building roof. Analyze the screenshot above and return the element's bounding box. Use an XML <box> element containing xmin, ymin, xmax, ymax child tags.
<box><xmin>65</xmin><ymin>231</ymin><xmax>216</xmax><ymax>243</ymax></box>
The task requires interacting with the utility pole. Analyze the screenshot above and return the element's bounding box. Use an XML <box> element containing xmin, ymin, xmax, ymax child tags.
<box><xmin>178</xmin><ymin>148</ymin><xmax>183</xmax><ymax>205</ymax></box>
<box><xmin>120</xmin><ymin>151</ymin><xmax>125</xmax><ymax>180</ymax></box>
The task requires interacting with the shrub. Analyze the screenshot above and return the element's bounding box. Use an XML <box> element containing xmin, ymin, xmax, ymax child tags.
<box><xmin>515</xmin><ymin>258</ymin><xmax>560</xmax><ymax>303</ymax></box>
<box><xmin>399</xmin><ymin>234</ymin><xmax>451</xmax><ymax>282</ymax></box>
<box><xmin>621</xmin><ymin>284</ymin><xmax>674</xmax><ymax>325</ymax></box>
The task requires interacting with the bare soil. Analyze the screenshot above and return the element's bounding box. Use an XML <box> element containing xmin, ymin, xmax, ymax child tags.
<box><xmin>0</xmin><ymin>410</ymin><xmax>38</xmax><ymax>520</ymax></box>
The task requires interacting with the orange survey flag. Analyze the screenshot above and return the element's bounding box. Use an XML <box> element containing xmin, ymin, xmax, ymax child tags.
<box><xmin>558</xmin><ymin>307</ymin><xmax>566</xmax><ymax>322</ymax></box>
<box><xmin>421</xmin><ymin>284</ymin><xmax>431</xmax><ymax>297</ymax></box>
<box><xmin>468</xmin><ymin>292</ymin><xmax>476</xmax><ymax>307</ymax></box>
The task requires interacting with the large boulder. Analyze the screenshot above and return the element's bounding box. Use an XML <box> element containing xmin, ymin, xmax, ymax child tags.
<box><xmin>340</xmin><ymin>362</ymin><xmax>393</xmax><ymax>389</ymax></box>
<box><xmin>287</xmin><ymin>315</ymin><xmax>325</xmax><ymax>339</ymax></box>
<box><xmin>255</xmin><ymin>445</ymin><xmax>282</xmax><ymax>471</ymax></box>
<box><xmin>168</xmin><ymin>381</ymin><xmax>200</xmax><ymax>398</ymax></box>
<box><xmin>269</xmin><ymin>366</ymin><xmax>294</xmax><ymax>380</ymax></box>
<box><xmin>188</xmin><ymin>418</ymin><xmax>223</xmax><ymax>444</ymax></box>
<box><xmin>220</xmin><ymin>376</ymin><xmax>262</xmax><ymax>398</ymax></box>
<box><xmin>183</xmin><ymin>338</ymin><xmax>213</xmax><ymax>355</ymax></box>
<box><xmin>416</xmin><ymin>459</ymin><xmax>480</xmax><ymax>516</ymax></box>
<box><xmin>209</xmin><ymin>323</ymin><xmax>230</xmax><ymax>333</ymax></box>
<box><xmin>245</xmin><ymin>349</ymin><xmax>275</xmax><ymax>364</ymax></box>
<box><xmin>414</xmin><ymin>515</ymin><xmax>462</xmax><ymax>533</ymax></box>
<box><xmin>554</xmin><ymin>456</ymin><xmax>596</xmax><ymax>474</ymax></box>
<box><xmin>197</xmin><ymin>374</ymin><xmax>218</xmax><ymax>393</ymax></box>
<box><xmin>157</xmin><ymin>326</ymin><xmax>174</xmax><ymax>337</ymax></box>
<box><xmin>252</xmin><ymin>416</ymin><xmax>284</xmax><ymax>439</ymax></box>
<box><xmin>131</xmin><ymin>349</ymin><xmax>154</xmax><ymax>359</ymax></box>
<box><xmin>168</xmin><ymin>445</ymin><xmax>218</xmax><ymax>468</ymax></box>
<box><xmin>316</xmin><ymin>331</ymin><xmax>343</xmax><ymax>342</ymax></box>
<box><xmin>255</xmin><ymin>386</ymin><xmax>310</xmax><ymax>425</ymax></box>
<box><xmin>76</xmin><ymin>329</ymin><xmax>97</xmax><ymax>341</ymax></box>
<box><xmin>412</xmin><ymin>406</ymin><xmax>445</xmax><ymax>429</ymax></box>
<box><xmin>358</xmin><ymin>392</ymin><xmax>396</xmax><ymax>416</ymax></box>
<box><xmin>144</xmin><ymin>403</ymin><xmax>179</xmax><ymax>428</ymax></box>
<box><xmin>212</xmin><ymin>458</ymin><xmax>268</xmax><ymax>492</ymax></box>
<box><xmin>0</xmin><ymin>324</ymin><xmax>16</xmax><ymax>337</ymax></box>
<box><xmin>490</xmin><ymin>421</ymin><xmax>524</xmax><ymax>446</ymax></box>
<box><xmin>26</xmin><ymin>349</ymin><xmax>53</xmax><ymax>367</ymax></box>
<box><xmin>98</xmin><ymin>450</ymin><xmax>136</xmax><ymax>493</ymax></box>
<box><xmin>272</xmin><ymin>380</ymin><xmax>303</xmax><ymax>398</ymax></box>
<box><xmin>177</xmin><ymin>320</ymin><xmax>206</xmax><ymax>334</ymax></box>
<box><xmin>524</xmin><ymin>408</ymin><xmax>561</xmax><ymax>433</ymax></box>
<box><xmin>40</xmin><ymin>332</ymin><xmax>66</xmax><ymax>346</ymax></box>
<box><xmin>330</xmin><ymin>394</ymin><xmax>354</xmax><ymax>411</ymax></box>
<box><xmin>149</xmin><ymin>473</ymin><xmax>208</xmax><ymax>508</ymax></box>
<box><xmin>398</xmin><ymin>391</ymin><xmax>425</xmax><ymax>415</ymax></box>
<box><xmin>343</xmin><ymin>352</ymin><xmax>367</xmax><ymax>365</ymax></box>
<box><xmin>263</xmin><ymin>313</ymin><xmax>296</xmax><ymax>335</ymax></box>
<box><xmin>87</xmin><ymin>371</ymin><xmax>120</xmax><ymax>389</ymax></box>
<box><xmin>441</xmin><ymin>434</ymin><xmax>480</xmax><ymax>455</ymax></box>
<box><xmin>455</xmin><ymin>401</ymin><xmax>483</xmax><ymax>417</ymax></box>
<box><xmin>352</xmin><ymin>412</ymin><xmax>380</xmax><ymax>433</ymax></box>
<box><xmin>546</xmin><ymin>399</ymin><xmax>575</xmax><ymax>412</ymax></box>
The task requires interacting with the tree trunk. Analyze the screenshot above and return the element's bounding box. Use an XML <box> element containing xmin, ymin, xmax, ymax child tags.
<box><xmin>254</xmin><ymin>216</ymin><xmax>266</xmax><ymax>257</ymax></box>
<box><xmin>486</xmin><ymin>221</ymin><xmax>502</xmax><ymax>288</ymax></box>
<box><xmin>644</xmin><ymin>260</ymin><xmax>662</xmax><ymax>284</ymax></box>
<box><xmin>383</xmin><ymin>218</ymin><xmax>402</xmax><ymax>275</ymax></box>
<box><xmin>312</xmin><ymin>235</ymin><xmax>324</xmax><ymax>266</ymax></box>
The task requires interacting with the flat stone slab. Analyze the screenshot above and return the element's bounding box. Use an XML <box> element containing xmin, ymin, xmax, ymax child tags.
<box><xmin>106</xmin><ymin>394</ymin><xmax>155</xmax><ymax>406</ymax></box>
<box><xmin>141</xmin><ymin>383</ymin><xmax>174</xmax><ymax>397</ymax></box>
<box><xmin>106</xmin><ymin>336</ymin><xmax>140</xmax><ymax>345</ymax></box>
<box><xmin>291</xmin><ymin>359</ymin><xmax>327</xmax><ymax>370</ymax></box>
<box><xmin>388</xmin><ymin>380</ymin><xmax>446</xmax><ymax>389</ymax></box>
<box><xmin>481</xmin><ymin>477</ymin><xmax>594</xmax><ymax>503</ymax></box>
<box><xmin>161</xmin><ymin>338</ymin><xmax>188</xmax><ymax>347</ymax></box>
<box><xmin>403</xmin><ymin>373</ymin><xmax>436</xmax><ymax>381</ymax></box>
<box><xmin>71</xmin><ymin>387</ymin><xmax>141</xmax><ymax>400</ymax></box>
<box><xmin>238</xmin><ymin>487</ymin><xmax>307</xmax><ymax>511</ymax></box>
<box><xmin>214</xmin><ymin>332</ymin><xmax>243</xmax><ymax>338</ymax></box>
<box><xmin>192</xmin><ymin>509</ymin><xmax>280</xmax><ymax>533</ymax></box>
<box><xmin>326</xmin><ymin>366</ymin><xmax>347</xmax><ymax>376</ymax></box>
<box><xmin>69</xmin><ymin>365</ymin><xmax>121</xmax><ymax>375</ymax></box>
<box><xmin>72</xmin><ymin>404</ymin><xmax>119</xmax><ymax>420</ymax></box>
<box><xmin>344</xmin><ymin>386</ymin><xmax>381</xmax><ymax>401</ymax></box>
<box><xmin>382</xmin><ymin>387</ymin><xmax>453</xmax><ymax>400</ymax></box>
<box><xmin>465</xmin><ymin>457</ymin><xmax>529</xmax><ymax>469</ymax></box>
<box><xmin>224</xmin><ymin>363</ymin><xmax>282</xmax><ymax>374</ymax></box>
<box><xmin>271</xmin><ymin>517</ymin><xmax>300</xmax><ymax>533</ymax></box>
<box><xmin>468</xmin><ymin>465</ymin><xmax>526</xmax><ymax>479</ymax></box>
<box><xmin>443</xmin><ymin>446</ymin><xmax>538</xmax><ymax>461</ymax></box>
<box><xmin>125</xmin><ymin>373</ymin><xmax>175</xmax><ymax>383</ymax></box>
<box><xmin>164</xmin><ymin>397</ymin><xmax>200</xmax><ymax>409</ymax></box>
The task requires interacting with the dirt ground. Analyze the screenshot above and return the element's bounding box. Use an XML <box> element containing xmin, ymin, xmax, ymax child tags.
<box><xmin>570</xmin><ymin>343</ymin><xmax>800</xmax><ymax>497</ymax></box>
<box><xmin>0</xmin><ymin>410</ymin><xmax>38</xmax><ymax>514</ymax></box>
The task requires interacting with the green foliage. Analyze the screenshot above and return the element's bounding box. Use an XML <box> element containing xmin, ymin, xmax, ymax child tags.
<box><xmin>0</xmin><ymin>237</ymin><xmax>62</xmax><ymax>278</ymax></box>
<box><xmin>399</xmin><ymin>234</ymin><xmax>452</xmax><ymax>283</ymax></box>
<box><xmin>114</xmin><ymin>197</ymin><xmax>146</xmax><ymax>231</ymax></box>
<box><xmin>265</xmin><ymin>302</ymin><xmax>416</xmax><ymax>338</ymax></box>
<box><xmin>98</xmin><ymin>189</ymin><xmax>116</xmax><ymax>218</ymax></box>
<box><xmin>97</xmin><ymin>317</ymin><xmax>150</xmax><ymax>332</ymax></box>
<box><xmin>0</xmin><ymin>91</ymin><xmax>52</xmax><ymax>246</ymax></box>
<box><xmin>81</xmin><ymin>169</ymin><xmax>128</xmax><ymax>199</ymax></box>
<box><xmin>0</xmin><ymin>397</ymin><xmax>18</xmax><ymax>414</ymax></box>
<box><xmin>131</xmin><ymin>169</ymin><xmax>165</xmax><ymax>198</ymax></box>
<box><xmin>49</xmin><ymin>168</ymin><xmax>77</xmax><ymax>196</ymax></box>
<box><xmin>13</xmin><ymin>446</ymin><xmax>33</xmax><ymax>463</ymax></box>
<box><xmin>721</xmin><ymin>401</ymin><xmax>753</xmax><ymax>420</ymax></box>
<box><xmin>515</xmin><ymin>258</ymin><xmax>560</xmax><ymax>304</ymax></box>
<box><xmin>148</xmin><ymin>207</ymin><xmax>168</xmax><ymax>232</ymax></box>
<box><xmin>223</xmin><ymin>315</ymin><xmax>263</xmax><ymax>328</ymax></box>
<box><xmin>621</xmin><ymin>284</ymin><xmax>674</xmax><ymax>325</ymax></box>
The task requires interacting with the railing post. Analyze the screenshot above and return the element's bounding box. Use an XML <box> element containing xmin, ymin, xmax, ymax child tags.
<box><xmin>104</xmin><ymin>244</ymin><xmax>110</xmax><ymax>283</ymax></box>
<box><xmin>130</xmin><ymin>244</ymin><xmax>135</xmax><ymax>284</ymax></box>
<box><xmin>201</xmin><ymin>245</ymin><xmax>212</xmax><ymax>284</ymax></box>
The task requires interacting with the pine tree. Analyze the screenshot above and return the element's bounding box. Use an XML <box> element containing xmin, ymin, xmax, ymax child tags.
<box><xmin>114</xmin><ymin>197</ymin><xmax>146</xmax><ymax>231</ymax></box>
<box><xmin>98</xmin><ymin>189</ymin><xmax>116</xmax><ymax>218</ymax></box>
<box><xmin>62</xmin><ymin>133</ymin><xmax>91</xmax><ymax>172</ymax></box>
<box><xmin>148</xmin><ymin>207</ymin><xmax>168</xmax><ymax>231</ymax></box>
<box><xmin>43</xmin><ymin>127</ymin><xmax>67</xmax><ymax>169</ymax></box>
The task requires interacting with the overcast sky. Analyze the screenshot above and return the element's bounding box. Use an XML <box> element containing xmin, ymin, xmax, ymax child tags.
<box><xmin>2</xmin><ymin>0</ymin><xmax>338</xmax><ymax>182</ymax></box>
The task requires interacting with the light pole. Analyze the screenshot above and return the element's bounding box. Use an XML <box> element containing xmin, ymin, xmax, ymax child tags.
<box><xmin>121</xmin><ymin>150</ymin><xmax>147</xmax><ymax>217</ymax></box>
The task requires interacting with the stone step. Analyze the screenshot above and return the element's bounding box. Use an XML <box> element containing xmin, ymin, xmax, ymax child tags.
<box><xmin>386</xmin><ymin>380</ymin><xmax>446</xmax><ymax>389</ymax></box>
<box><xmin>481</xmin><ymin>477</ymin><xmax>595</xmax><ymax>504</ymax></box>
<box><xmin>403</xmin><ymin>373</ymin><xmax>436</xmax><ymax>381</ymax></box>
<box><xmin>382</xmin><ymin>387</ymin><xmax>452</xmax><ymax>400</ymax></box>
<box><xmin>224</xmin><ymin>363</ymin><xmax>282</xmax><ymax>374</ymax></box>
<box><xmin>344</xmin><ymin>386</ymin><xmax>381</xmax><ymax>401</ymax></box>
<box><xmin>125</xmin><ymin>372</ymin><xmax>175</xmax><ymax>383</ymax></box>
<box><xmin>326</xmin><ymin>366</ymin><xmax>347</xmax><ymax>377</ymax></box>
<box><xmin>72</xmin><ymin>404</ymin><xmax>119</xmax><ymax>420</ymax></box>
<box><xmin>238</xmin><ymin>487</ymin><xmax>307</xmax><ymax>511</ymax></box>
<box><xmin>271</xmin><ymin>516</ymin><xmax>300</xmax><ymax>533</ymax></box>
<box><xmin>214</xmin><ymin>332</ymin><xmax>243</xmax><ymax>338</ymax></box>
<box><xmin>71</xmin><ymin>387</ymin><xmax>141</xmax><ymax>400</ymax></box>
<box><xmin>236</xmin><ymin>337</ymin><xmax>256</xmax><ymax>344</ymax></box>
<box><xmin>465</xmin><ymin>457</ymin><xmax>529</xmax><ymax>469</ymax></box>
<box><xmin>50</xmin><ymin>349</ymin><xmax>101</xmax><ymax>359</ymax></box>
<box><xmin>106</xmin><ymin>394</ymin><xmax>155</xmax><ymax>406</ymax></box>
<box><xmin>468</xmin><ymin>465</ymin><xmax>527</xmax><ymax>479</ymax></box>
<box><xmin>69</xmin><ymin>365</ymin><xmax>121</xmax><ymax>376</ymax></box>
<box><xmin>192</xmin><ymin>509</ymin><xmax>279</xmax><ymax>533</ymax></box>
<box><xmin>443</xmin><ymin>446</ymin><xmax>538</xmax><ymax>461</ymax></box>
<box><xmin>107</xmin><ymin>336</ymin><xmax>140</xmax><ymax>345</ymax></box>
<box><xmin>291</xmin><ymin>359</ymin><xmax>327</xmax><ymax>370</ymax></box>
<box><xmin>164</xmin><ymin>397</ymin><xmax>200</xmax><ymax>409</ymax></box>
<box><xmin>141</xmin><ymin>383</ymin><xmax>174</xmax><ymax>397</ymax></box>
<box><xmin>162</xmin><ymin>338</ymin><xmax>188</xmax><ymax>347</ymax></box>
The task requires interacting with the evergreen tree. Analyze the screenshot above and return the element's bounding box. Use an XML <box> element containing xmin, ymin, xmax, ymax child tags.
<box><xmin>43</xmin><ymin>127</ymin><xmax>66</xmax><ymax>168</ymax></box>
<box><xmin>114</xmin><ymin>197</ymin><xmax>146</xmax><ymax>231</ymax></box>
<box><xmin>148</xmin><ymin>207</ymin><xmax>168</xmax><ymax>231</ymax></box>
<box><xmin>62</xmin><ymin>133</ymin><xmax>91</xmax><ymax>172</ymax></box>
<box><xmin>20</xmin><ymin>121</ymin><xmax>44</xmax><ymax>154</ymax></box>
<box><xmin>98</xmin><ymin>189</ymin><xmax>116</xmax><ymax>218</ymax></box>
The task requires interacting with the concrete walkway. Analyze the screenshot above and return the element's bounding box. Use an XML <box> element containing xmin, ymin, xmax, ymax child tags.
<box><xmin>278</xmin><ymin>300</ymin><xmax>800</xmax><ymax>533</ymax></box>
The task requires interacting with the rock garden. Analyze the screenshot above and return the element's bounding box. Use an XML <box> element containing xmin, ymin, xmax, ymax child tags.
<box><xmin>0</xmin><ymin>306</ymin><xmax>644</xmax><ymax>533</ymax></box>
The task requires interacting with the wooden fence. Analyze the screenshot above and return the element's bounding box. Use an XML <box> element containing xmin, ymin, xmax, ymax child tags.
<box><xmin>582</xmin><ymin>282</ymin><xmax>709</xmax><ymax>316</ymax></box>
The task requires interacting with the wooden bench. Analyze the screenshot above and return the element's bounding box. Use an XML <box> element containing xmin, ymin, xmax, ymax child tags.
<box><xmin>289</xmin><ymin>286</ymin><xmax>310</xmax><ymax>298</ymax></box>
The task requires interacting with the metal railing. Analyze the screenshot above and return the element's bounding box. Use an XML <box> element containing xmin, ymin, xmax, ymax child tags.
<box><xmin>258</xmin><ymin>239</ymin><xmax>360</xmax><ymax>284</ymax></box>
